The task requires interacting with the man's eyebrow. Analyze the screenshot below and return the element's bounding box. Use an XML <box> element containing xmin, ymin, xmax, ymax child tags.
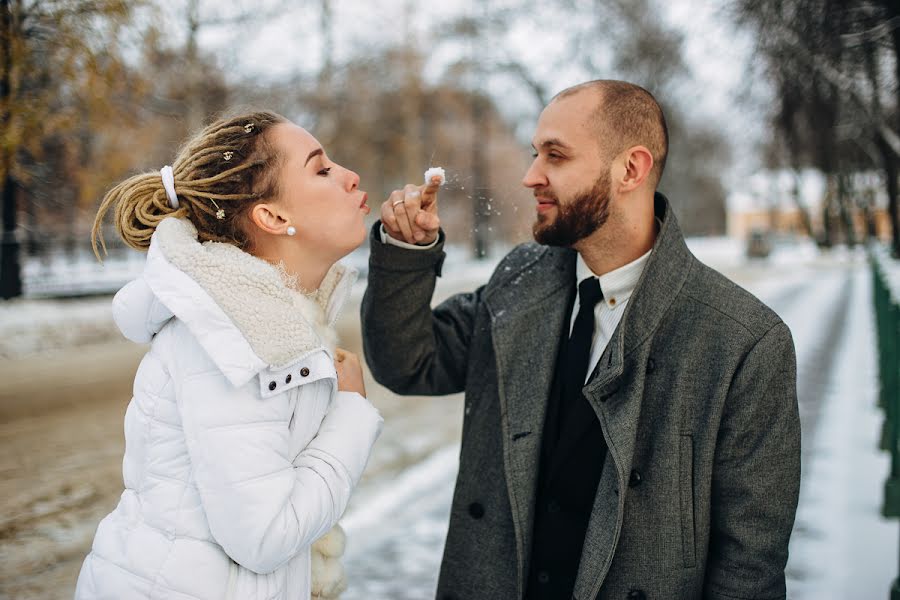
<box><xmin>305</xmin><ymin>148</ymin><xmax>324</xmax><ymax>165</ymax></box>
<box><xmin>531</xmin><ymin>138</ymin><xmax>572</xmax><ymax>150</ymax></box>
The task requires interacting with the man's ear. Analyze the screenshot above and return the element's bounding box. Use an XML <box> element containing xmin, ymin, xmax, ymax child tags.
<box><xmin>249</xmin><ymin>202</ymin><xmax>289</xmax><ymax>236</ymax></box>
<box><xmin>618</xmin><ymin>145</ymin><xmax>654</xmax><ymax>192</ymax></box>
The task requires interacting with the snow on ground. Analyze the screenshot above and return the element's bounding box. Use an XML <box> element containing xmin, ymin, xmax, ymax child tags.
<box><xmin>0</xmin><ymin>242</ymin><xmax>503</xmax><ymax>360</ymax></box>
<box><xmin>781</xmin><ymin>262</ymin><xmax>897</xmax><ymax>599</ymax></box>
<box><xmin>4</xmin><ymin>237</ymin><xmax>897</xmax><ymax>599</ymax></box>
<box><xmin>338</xmin><ymin>248</ymin><xmax>899</xmax><ymax>599</ymax></box>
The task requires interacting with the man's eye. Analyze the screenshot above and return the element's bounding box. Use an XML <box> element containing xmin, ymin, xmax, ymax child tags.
<box><xmin>318</xmin><ymin>167</ymin><xmax>332</xmax><ymax>176</ymax></box>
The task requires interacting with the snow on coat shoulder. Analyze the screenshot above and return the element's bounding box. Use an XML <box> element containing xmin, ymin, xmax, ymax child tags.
<box><xmin>75</xmin><ymin>217</ymin><xmax>383</xmax><ymax>600</ymax></box>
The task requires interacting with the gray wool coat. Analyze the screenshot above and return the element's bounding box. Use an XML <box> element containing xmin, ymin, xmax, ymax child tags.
<box><xmin>361</xmin><ymin>194</ymin><xmax>800</xmax><ymax>600</ymax></box>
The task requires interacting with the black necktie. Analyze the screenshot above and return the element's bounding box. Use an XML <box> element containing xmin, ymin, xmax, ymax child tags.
<box><xmin>564</xmin><ymin>277</ymin><xmax>604</xmax><ymax>392</ymax></box>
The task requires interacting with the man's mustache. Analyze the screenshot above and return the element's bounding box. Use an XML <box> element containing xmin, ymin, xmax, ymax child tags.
<box><xmin>533</xmin><ymin>189</ymin><xmax>559</xmax><ymax>203</ymax></box>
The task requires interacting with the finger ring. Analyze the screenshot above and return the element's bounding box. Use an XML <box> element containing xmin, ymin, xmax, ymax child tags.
<box><xmin>392</xmin><ymin>199</ymin><xmax>404</xmax><ymax>207</ymax></box>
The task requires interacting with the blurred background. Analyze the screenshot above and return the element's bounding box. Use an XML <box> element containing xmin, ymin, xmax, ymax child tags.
<box><xmin>1</xmin><ymin>0</ymin><xmax>899</xmax><ymax>598</ymax></box>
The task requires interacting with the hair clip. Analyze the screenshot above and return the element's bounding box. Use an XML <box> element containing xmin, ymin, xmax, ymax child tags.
<box><xmin>223</xmin><ymin>151</ymin><xmax>233</xmax><ymax>161</ymax></box>
<box><xmin>210</xmin><ymin>199</ymin><xmax>225</xmax><ymax>220</ymax></box>
<box><xmin>244</xmin><ymin>123</ymin><xmax>254</xmax><ymax>133</ymax></box>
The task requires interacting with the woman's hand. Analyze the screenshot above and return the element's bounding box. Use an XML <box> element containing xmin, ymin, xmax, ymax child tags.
<box><xmin>381</xmin><ymin>176</ymin><xmax>442</xmax><ymax>245</ymax></box>
<box><xmin>334</xmin><ymin>348</ymin><xmax>366</xmax><ymax>397</ymax></box>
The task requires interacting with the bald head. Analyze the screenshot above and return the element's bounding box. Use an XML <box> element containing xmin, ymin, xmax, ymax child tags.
<box><xmin>553</xmin><ymin>80</ymin><xmax>669</xmax><ymax>186</ymax></box>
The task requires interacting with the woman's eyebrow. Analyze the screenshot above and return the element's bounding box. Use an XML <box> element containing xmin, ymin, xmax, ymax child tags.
<box><xmin>305</xmin><ymin>148</ymin><xmax>324</xmax><ymax>166</ymax></box>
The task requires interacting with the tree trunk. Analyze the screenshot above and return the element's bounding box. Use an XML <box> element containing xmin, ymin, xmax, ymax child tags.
<box><xmin>0</xmin><ymin>0</ymin><xmax>22</xmax><ymax>299</ymax></box>
<box><xmin>471</xmin><ymin>92</ymin><xmax>490</xmax><ymax>259</ymax></box>
<box><xmin>791</xmin><ymin>170</ymin><xmax>813</xmax><ymax>237</ymax></box>
<box><xmin>837</xmin><ymin>172</ymin><xmax>856</xmax><ymax>247</ymax></box>
<box><xmin>821</xmin><ymin>176</ymin><xmax>836</xmax><ymax>247</ymax></box>
<box><xmin>878</xmin><ymin>136</ymin><xmax>900</xmax><ymax>257</ymax></box>
<box><xmin>891</xmin><ymin>20</ymin><xmax>900</xmax><ymax>256</ymax></box>
<box><xmin>865</xmin><ymin>23</ymin><xmax>899</xmax><ymax>255</ymax></box>
<box><xmin>470</xmin><ymin>0</ymin><xmax>490</xmax><ymax>259</ymax></box>
<box><xmin>1</xmin><ymin>174</ymin><xmax>22</xmax><ymax>299</ymax></box>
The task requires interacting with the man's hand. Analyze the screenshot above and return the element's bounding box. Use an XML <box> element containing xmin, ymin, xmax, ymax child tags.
<box><xmin>381</xmin><ymin>176</ymin><xmax>442</xmax><ymax>245</ymax></box>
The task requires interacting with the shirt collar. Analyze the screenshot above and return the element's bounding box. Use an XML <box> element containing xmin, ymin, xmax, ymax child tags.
<box><xmin>576</xmin><ymin>247</ymin><xmax>652</xmax><ymax>309</ymax></box>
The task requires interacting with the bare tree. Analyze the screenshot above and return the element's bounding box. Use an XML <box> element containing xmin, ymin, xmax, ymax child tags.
<box><xmin>0</xmin><ymin>0</ymin><xmax>141</xmax><ymax>299</ymax></box>
<box><xmin>734</xmin><ymin>0</ymin><xmax>900</xmax><ymax>253</ymax></box>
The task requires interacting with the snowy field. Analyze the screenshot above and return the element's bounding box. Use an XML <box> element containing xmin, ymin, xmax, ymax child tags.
<box><xmin>1</xmin><ymin>238</ymin><xmax>897</xmax><ymax>599</ymax></box>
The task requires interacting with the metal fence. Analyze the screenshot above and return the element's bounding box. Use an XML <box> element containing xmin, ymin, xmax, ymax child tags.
<box><xmin>872</xmin><ymin>245</ymin><xmax>900</xmax><ymax>599</ymax></box>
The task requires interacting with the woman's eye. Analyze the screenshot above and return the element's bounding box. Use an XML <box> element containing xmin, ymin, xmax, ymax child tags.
<box><xmin>318</xmin><ymin>167</ymin><xmax>332</xmax><ymax>176</ymax></box>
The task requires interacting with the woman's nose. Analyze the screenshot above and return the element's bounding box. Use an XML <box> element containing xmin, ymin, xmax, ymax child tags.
<box><xmin>345</xmin><ymin>168</ymin><xmax>360</xmax><ymax>191</ymax></box>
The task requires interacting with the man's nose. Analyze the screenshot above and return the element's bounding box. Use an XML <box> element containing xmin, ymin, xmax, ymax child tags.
<box><xmin>522</xmin><ymin>160</ymin><xmax>547</xmax><ymax>188</ymax></box>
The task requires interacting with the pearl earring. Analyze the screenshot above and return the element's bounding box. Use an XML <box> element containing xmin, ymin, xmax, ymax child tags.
<box><xmin>286</xmin><ymin>226</ymin><xmax>296</xmax><ymax>236</ymax></box>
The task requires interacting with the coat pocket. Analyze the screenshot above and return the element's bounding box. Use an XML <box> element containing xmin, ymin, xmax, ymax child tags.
<box><xmin>679</xmin><ymin>433</ymin><xmax>697</xmax><ymax>568</ymax></box>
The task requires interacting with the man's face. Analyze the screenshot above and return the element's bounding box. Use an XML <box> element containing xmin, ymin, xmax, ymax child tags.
<box><xmin>522</xmin><ymin>92</ymin><xmax>614</xmax><ymax>247</ymax></box>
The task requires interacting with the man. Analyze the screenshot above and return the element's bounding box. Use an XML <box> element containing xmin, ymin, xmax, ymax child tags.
<box><xmin>361</xmin><ymin>80</ymin><xmax>800</xmax><ymax>600</ymax></box>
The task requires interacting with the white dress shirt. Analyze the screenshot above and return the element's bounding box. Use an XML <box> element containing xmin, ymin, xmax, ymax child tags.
<box><xmin>571</xmin><ymin>250</ymin><xmax>651</xmax><ymax>383</ymax></box>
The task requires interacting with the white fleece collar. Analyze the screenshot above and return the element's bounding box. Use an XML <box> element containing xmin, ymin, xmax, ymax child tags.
<box><xmin>139</xmin><ymin>217</ymin><xmax>357</xmax><ymax>386</ymax></box>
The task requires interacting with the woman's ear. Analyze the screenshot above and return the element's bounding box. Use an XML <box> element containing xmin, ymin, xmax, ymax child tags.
<box><xmin>249</xmin><ymin>202</ymin><xmax>289</xmax><ymax>236</ymax></box>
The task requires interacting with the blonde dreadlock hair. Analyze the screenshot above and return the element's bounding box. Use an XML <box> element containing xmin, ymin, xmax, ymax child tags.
<box><xmin>91</xmin><ymin>110</ymin><xmax>288</xmax><ymax>259</ymax></box>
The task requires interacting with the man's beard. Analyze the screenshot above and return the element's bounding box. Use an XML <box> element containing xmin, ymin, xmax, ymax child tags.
<box><xmin>532</xmin><ymin>171</ymin><xmax>612</xmax><ymax>247</ymax></box>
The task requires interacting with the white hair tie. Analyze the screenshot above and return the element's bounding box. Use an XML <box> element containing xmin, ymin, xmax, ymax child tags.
<box><xmin>159</xmin><ymin>165</ymin><xmax>179</xmax><ymax>209</ymax></box>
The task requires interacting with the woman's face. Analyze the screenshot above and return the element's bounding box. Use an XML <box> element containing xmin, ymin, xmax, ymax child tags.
<box><xmin>269</xmin><ymin>122</ymin><xmax>370</xmax><ymax>258</ymax></box>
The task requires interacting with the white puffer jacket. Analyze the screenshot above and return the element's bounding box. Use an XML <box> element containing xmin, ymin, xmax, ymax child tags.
<box><xmin>74</xmin><ymin>218</ymin><xmax>383</xmax><ymax>600</ymax></box>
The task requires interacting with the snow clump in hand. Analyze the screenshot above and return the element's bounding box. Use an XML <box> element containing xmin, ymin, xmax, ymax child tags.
<box><xmin>424</xmin><ymin>167</ymin><xmax>446</xmax><ymax>186</ymax></box>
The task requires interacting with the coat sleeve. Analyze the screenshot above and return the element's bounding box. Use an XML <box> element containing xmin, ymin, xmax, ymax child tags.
<box><xmin>361</xmin><ymin>222</ymin><xmax>483</xmax><ymax>396</ymax></box>
<box><xmin>175</xmin><ymin>346</ymin><xmax>383</xmax><ymax>575</ymax></box>
<box><xmin>704</xmin><ymin>321</ymin><xmax>801</xmax><ymax>600</ymax></box>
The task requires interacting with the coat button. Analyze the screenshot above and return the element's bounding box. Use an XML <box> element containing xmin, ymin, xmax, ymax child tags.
<box><xmin>647</xmin><ymin>358</ymin><xmax>656</xmax><ymax>373</ymax></box>
<box><xmin>285</xmin><ymin>374</ymin><xmax>292</xmax><ymax>384</ymax></box>
<box><xmin>547</xmin><ymin>500</ymin><xmax>561</xmax><ymax>514</ymax></box>
<box><xmin>268</xmin><ymin>381</ymin><xmax>276</xmax><ymax>391</ymax></box>
<box><xmin>629</xmin><ymin>469</ymin><xmax>643</xmax><ymax>488</ymax></box>
<box><xmin>537</xmin><ymin>570</ymin><xmax>550</xmax><ymax>584</ymax></box>
<box><xmin>468</xmin><ymin>502</ymin><xmax>485</xmax><ymax>519</ymax></box>
<box><xmin>300</xmin><ymin>367</ymin><xmax>310</xmax><ymax>377</ymax></box>
<box><xmin>627</xmin><ymin>590</ymin><xmax>646</xmax><ymax>600</ymax></box>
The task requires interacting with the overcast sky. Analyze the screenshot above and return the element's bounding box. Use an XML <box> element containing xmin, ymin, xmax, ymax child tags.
<box><xmin>192</xmin><ymin>0</ymin><xmax>770</xmax><ymax>196</ymax></box>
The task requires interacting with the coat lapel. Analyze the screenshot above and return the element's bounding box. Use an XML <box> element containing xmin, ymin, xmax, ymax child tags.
<box><xmin>485</xmin><ymin>245</ymin><xmax>576</xmax><ymax>597</ymax></box>
<box><xmin>571</xmin><ymin>194</ymin><xmax>695</xmax><ymax>599</ymax></box>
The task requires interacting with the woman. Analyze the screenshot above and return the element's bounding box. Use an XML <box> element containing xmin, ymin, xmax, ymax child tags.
<box><xmin>75</xmin><ymin>111</ymin><xmax>383</xmax><ymax>599</ymax></box>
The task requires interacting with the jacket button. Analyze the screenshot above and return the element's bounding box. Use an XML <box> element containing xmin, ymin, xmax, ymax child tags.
<box><xmin>647</xmin><ymin>358</ymin><xmax>656</xmax><ymax>373</ymax></box>
<box><xmin>285</xmin><ymin>374</ymin><xmax>292</xmax><ymax>384</ymax></box>
<box><xmin>268</xmin><ymin>381</ymin><xmax>276</xmax><ymax>391</ymax></box>
<box><xmin>629</xmin><ymin>469</ymin><xmax>643</xmax><ymax>488</ymax></box>
<box><xmin>627</xmin><ymin>590</ymin><xmax>646</xmax><ymax>600</ymax></box>
<box><xmin>537</xmin><ymin>570</ymin><xmax>550</xmax><ymax>584</ymax></box>
<box><xmin>468</xmin><ymin>502</ymin><xmax>485</xmax><ymax>519</ymax></box>
<box><xmin>300</xmin><ymin>367</ymin><xmax>310</xmax><ymax>377</ymax></box>
<box><xmin>547</xmin><ymin>500</ymin><xmax>561</xmax><ymax>514</ymax></box>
